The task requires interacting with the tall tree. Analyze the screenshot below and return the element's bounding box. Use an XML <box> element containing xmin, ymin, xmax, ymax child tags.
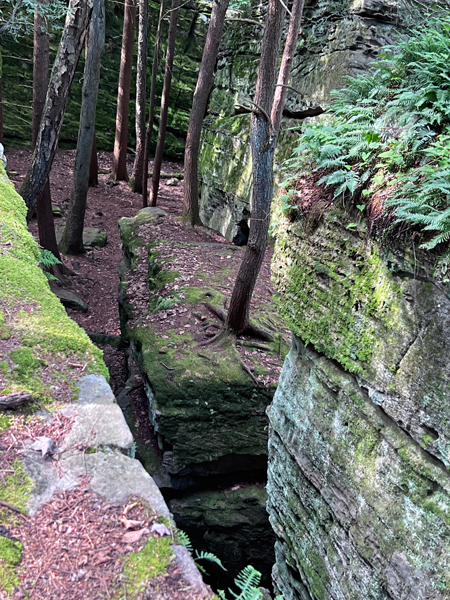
<box><xmin>20</xmin><ymin>0</ymin><xmax>93</xmax><ymax>216</ymax></box>
<box><xmin>111</xmin><ymin>0</ymin><xmax>137</xmax><ymax>182</ymax></box>
<box><xmin>148</xmin><ymin>0</ymin><xmax>180</xmax><ymax>207</ymax></box>
<box><xmin>182</xmin><ymin>0</ymin><xmax>230</xmax><ymax>226</ymax></box>
<box><xmin>226</xmin><ymin>0</ymin><xmax>304</xmax><ymax>335</ymax></box>
<box><xmin>142</xmin><ymin>0</ymin><xmax>165</xmax><ymax>207</ymax></box>
<box><xmin>130</xmin><ymin>0</ymin><xmax>149</xmax><ymax>193</ymax></box>
<box><xmin>33</xmin><ymin>0</ymin><xmax>61</xmax><ymax>260</ymax></box>
<box><xmin>60</xmin><ymin>0</ymin><xmax>105</xmax><ymax>255</ymax></box>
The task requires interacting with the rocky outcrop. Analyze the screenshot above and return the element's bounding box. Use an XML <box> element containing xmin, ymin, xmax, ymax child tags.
<box><xmin>268</xmin><ymin>204</ymin><xmax>450</xmax><ymax>599</ymax></box>
<box><xmin>198</xmin><ymin>0</ymin><xmax>441</xmax><ymax>241</ymax></box>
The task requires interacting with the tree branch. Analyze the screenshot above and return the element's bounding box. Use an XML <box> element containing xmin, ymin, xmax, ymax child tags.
<box><xmin>225</xmin><ymin>18</ymin><xmax>264</xmax><ymax>28</ymax></box>
<box><xmin>235</xmin><ymin>101</ymin><xmax>272</xmax><ymax>126</ymax></box>
<box><xmin>0</xmin><ymin>0</ymin><xmax>23</xmax><ymax>35</ymax></box>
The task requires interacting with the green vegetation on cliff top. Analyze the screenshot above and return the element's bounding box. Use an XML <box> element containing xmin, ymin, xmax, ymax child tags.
<box><xmin>282</xmin><ymin>16</ymin><xmax>450</xmax><ymax>270</ymax></box>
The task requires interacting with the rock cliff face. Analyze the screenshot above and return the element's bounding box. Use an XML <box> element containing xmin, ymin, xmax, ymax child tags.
<box><xmin>198</xmin><ymin>0</ymin><xmax>436</xmax><ymax>240</ymax></box>
<box><xmin>268</xmin><ymin>205</ymin><xmax>450</xmax><ymax>599</ymax></box>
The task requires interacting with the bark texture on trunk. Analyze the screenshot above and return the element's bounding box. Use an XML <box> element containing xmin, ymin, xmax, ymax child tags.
<box><xmin>149</xmin><ymin>0</ymin><xmax>180</xmax><ymax>207</ymax></box>
<box><xmin>142</xmin><ymin>0</ymin><xmax>165</xmax><ymax>207</ymax></box>
<box><xmin>182</xmin><ymin>0</ymin><xmax>229</xmax><ymax>226</ymax></box>
<box><xmin>89</xmin><ymin>135</ymin><xmax>99</xmax><ymax>186</ymax></box>
<box><xmin>33</xmin><ymin>2</ymin><xmax>61</xmax><ymax>260</ymax></box>
<box><xmin>60</xmin><ymin>0</ymin><xmax>105</xmax><ymax>255</ymax></box>
<box><xmin>226</xmin><ymin>0</ymin><xmax>286</xmax><ymax>335</ymax></box>
<box><xmin>20</xmin><ymin>0</ymin><xmax>93</xmax><ymax>217</ymax></box>
<box><xmin>130</xmin><ymin>0</ymin><xmax>149</xmax><ymax>193</ymax></box>
<box><xmin>112</xmin><ymin>0</ymin><xmax>137</xmax><ymax>182</ymax></box>
<box><xmin>271</xmin><ymin>0</ymin><xmax>305</xmax><ymax>135</ymax></box>
<box><xmin>0</xmin><ymin>48</ymin><xmax>4</xmax><ymax>145</ymax></box>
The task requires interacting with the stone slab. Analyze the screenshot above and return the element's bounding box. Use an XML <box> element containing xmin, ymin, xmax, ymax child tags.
<box><xmin>61</xmin><ymin>403</ymin><xmax>133</xmax><ymax>451</ymax></box>
<box><xmin>49</xmin><ymin>284</ymin><xmax>88</xmax><ymax>312</ymax></box>
<box><xmin>77</xmin><ymin>374</ymin><xmax>115</xmax><ymax>404</ymax></box>
<box><xmin>61</xmin><ymin>450</ymin><xmax>170</xmax><ymax>517</ymax></box>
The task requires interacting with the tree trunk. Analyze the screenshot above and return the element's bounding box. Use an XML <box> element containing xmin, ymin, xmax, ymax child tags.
<box><xmin>60</xmin><ymin>0</ymin><xmax>105</xmax><ymax>255</ymax></box>
<box><xmin>89</xmin><ymin>134</ymin><xmax>99</xmax><ymax>186</ymax></box>
<box><xmin>112</xmin><ymin>0</ymin><xmax>137</xmax><ymax>182</ymax></box>
<box><xmin>149</xmin><ymin>0</ymin><xmax>180</xmax><ymax>207</ymax></box>
<box><xmin>226</xmin><ymin>0</ymin><xmax>286</xmax><ymax>335</ymax></box>
<box><xmin>142</xmin><ymin>0</ymin><xmax>165</xmax><ymax>207</ymax></box>
<box><xmin>33</xmin><ymin>1</ymin><xmax>61</xmax><ymax>260</ymax></box>
<box><xmin>20</xmin><ymin>0</ymin><xmax>93</xmax><ymax>217</ymax></box>
<box><xmin>130</xmin><ymin>0</ymin><xmax>149</xmax><ymax>193</ymax></box>
<box><xmin>271</xmin><ymin>0</ymin><xmax>305</xmax><ymax>135</ymax></box>
<box><xmin>182</xmin><ymin>0</ymin><xmax>230</xmax><ymax>226</ymax></box>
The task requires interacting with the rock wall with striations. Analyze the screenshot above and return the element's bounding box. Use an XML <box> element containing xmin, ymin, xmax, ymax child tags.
<box><xmin>198</xmin><ymin>0</ymin><xmax>439</xmax><ymax>240</ymax></box>
<box><xmin>268</xmin><ymin>203</ymin><xmax>450</xmax><ymax>599</ymax></box>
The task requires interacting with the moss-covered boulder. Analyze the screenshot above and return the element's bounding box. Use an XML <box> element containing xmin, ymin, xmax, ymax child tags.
<box><xmin>268</xmin><ymin>204</ymin><xmax>450</xmax><ymax>599</ymax></box>
<box><xmin>118</xmin><ymin>208</ymin><xmax>281</xmax><ymax>489</ymax></box>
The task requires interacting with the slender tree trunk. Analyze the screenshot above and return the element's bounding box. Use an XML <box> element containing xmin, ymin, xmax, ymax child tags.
<box><xmin>20</xmin><ymin>0</ymin><xmax>93</xmax><ymax>217</ymax></box>
<box><xmin>89</xmin><ymin>134</ymin><xmax>99</xmax><ymax>186</ymax></box>
<box><xmin>142</xmin><ymin>0</ymin><xmax>165</xmax><ymax>207</ymax></box>
<box><xmin>60</xmin><ymin>0</ymin><xmax>105</xmax><ymax>255</ymax></box>
<box><xmin>112</xmin><ymin>0</ymin><xmax>137</xmax><ymax>182</ymax></box>
<box><xmin>226</xmin><ymin>0</ymin><xmax>286</xmax><ymax>335</ymax></box>
<box><xmin>130</xmin><ymin>0</ymin><xmax>149</xmax><ymax>193</ymax></box>
<box><xmin>33</xmin><ymin>1</ymin><xmax>61</xmax><ymax>260</ymax></box>
<box><xmin>182</xmin><ymin>0</ymin><xmax>230</xmax><ymax>226</ymax></box>
<box><xmin>271</xmin><ymin>0</ymin><xmax>305</xmax><ymax>135</ymax></box>
<box><xmin>149</xmin><ymin>0</ymin><xmax>180</xmax><ymax>207</ymax></box>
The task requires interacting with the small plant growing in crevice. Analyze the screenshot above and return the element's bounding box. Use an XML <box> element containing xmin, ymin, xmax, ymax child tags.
<box><xmin>38</xmin><ymin>249</ymin><xmax>62</xmax><ymax>281</ymax></box>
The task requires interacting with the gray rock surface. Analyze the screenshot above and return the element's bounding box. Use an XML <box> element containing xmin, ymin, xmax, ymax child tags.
<box><xmin>49</xmin><ymin>284</ymin><xmax>88</xmax><ymax>312</ymax></box>
<box><xmin>55</xmin><ymin>226</ymin><xmax>107</xmax><ymax>248</ymax></box>
<box><xmin>77</xmin><ymin>373</ymin><xmax>115</xmax><ymax>404</ymax></box>
<box><xmin>268</xmin><ymin>204</ymin><xmax>450</xmax><ymax>599</ymax></box>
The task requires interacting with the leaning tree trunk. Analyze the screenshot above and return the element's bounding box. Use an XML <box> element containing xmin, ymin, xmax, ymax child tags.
<box><xmin>226</xmin><ymin>0</ymin><xmax>286</xmax><ymax>335</ymax></box>
<box><xmin>112</xmin><ymin>0</ymin><xmax>137</xmax><ymax>182</ymax></box>
<box><xmin>20</xmin><ymin>0</ymin><xmax>93</xmax><ymax>217</ymax></box>
<box><xmin>130</xmin><ymin>0</ymin><xmax>149</xmax><ymax>193</ymax></box>
<box><xmin>182</xmin><ymin>0</ymin><xmax>230</xmax><ymax>226</ymax></box>
<box><xmin>142</xmin><ymin>0</ymin><xmax>165</xmax><ymax>207</ymax></box>
<box><xmin>33</xmin><ymin>0</ymin><xmax>61</xmax><ymax>260</ymax></box>
<box><xmin>0</xmin><ymin>48</ymin><xmax>3</xmax><ymax>145</ymax></box>
<box><xmin>149</xmin><ymin>0</ymin><xmax>180</xmax><ymax>207</ymax></box>
<box><xmin>60</xmin><ymin>0</ymin><xmax>105</xmax><ymax>255</ymax></box>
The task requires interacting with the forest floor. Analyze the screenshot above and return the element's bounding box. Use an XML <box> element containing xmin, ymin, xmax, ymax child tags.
<box><xmin>7</xmin><ymin>149</ymin><xmax>285</xmax><ymax>396</ymax></box>
<box><xmin>2</xmin><ymin>148</ymin><xmax>286</xmax><ymax>600</ymax></box>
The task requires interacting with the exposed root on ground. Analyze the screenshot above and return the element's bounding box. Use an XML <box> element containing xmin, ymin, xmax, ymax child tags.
<box><xmin>203</xmin><ymin>302</ymin><xmax>275</xmax><ymax>342</ymax></box>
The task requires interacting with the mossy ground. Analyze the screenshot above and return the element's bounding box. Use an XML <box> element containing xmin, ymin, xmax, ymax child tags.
<box><xmin>0</xmin><ymin>163</ymin><xmax>108</xmax><ymax>403</ymax></box>
<box><xmin>0</xmin><ymin>537</ymin><xmax>22</xmax><ymax>595</ymax></box>
<box><xmin>118</xmin><ymin>536</ymin><xmax>173</xmax><ymax>599</ymax></box>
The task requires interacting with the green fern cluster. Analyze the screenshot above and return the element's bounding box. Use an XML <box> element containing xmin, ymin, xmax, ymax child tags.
<box><xmin>38</xmin><ymin>249</ymin><xmax>62</xmax><ymax>281</ymax></box>
<box><xmin>177</xmin><ymin>530</ymin><xmax>282</xmax><ymax>600</ymax></box>
<box><xmin>283</xmin><ymin>15</ymin><xmax>450</xmax><ymax>267</ymax></box>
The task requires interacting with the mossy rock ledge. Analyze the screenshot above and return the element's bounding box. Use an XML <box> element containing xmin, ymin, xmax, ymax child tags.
<box><xmin>118</xmin><ymin>208</ymin><xmax>279</xmax><ymax>490</ymax></box>
<box><xmin>268</xmin><ymin>205</ymin><xmax>450</xmax><ymax>599</ymax></box>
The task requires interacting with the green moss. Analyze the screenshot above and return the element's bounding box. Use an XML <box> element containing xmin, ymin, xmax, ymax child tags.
<box><xmin>120</xmin><ymin>536</ymin><xmax>172</xmax><ymax>599</ymax></box>
<box><xmin>0</xmin><ymin>537</ymin><xmax>22</xmax><ymax>594</ymax></box>
<box><xmin>0</xmin><ymin>360</ymin><xmax>9</xmax><ymax>376</ymax></box>
<box><xmin>0</xmin><ymin>165</ymin><xmax>108</xmax><ymax>402</ymax></box>
<box><xmin>0</xmin><ymin>413</ymin><xmax>12</xmax><ymax>433</ymax></box>
<box><xmin>272</xmin><ymin>209</ymin><xmax>407</xmax><ymax>375</ymax></box>
<box><xmin>0</xmin><ymin>459</ymin><xmax>32</xmax><ymax>515</ymax></box>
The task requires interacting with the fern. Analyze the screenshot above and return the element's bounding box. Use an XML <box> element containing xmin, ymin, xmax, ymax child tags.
<box><xmin>279</xmin><ymin>14</ymin><xmax>450</xmax><ymax>267</ymax></box>
<box><xmin>39</xmin><ymin>249</ymin><xmax>62</xmax><ymax>281</ymax></box>
<box><xmin>218</xmin><ymin>565</ymin><xmax>262</xmax><ymax>600</ymax></box>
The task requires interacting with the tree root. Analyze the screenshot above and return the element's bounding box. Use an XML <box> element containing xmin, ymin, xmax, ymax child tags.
<box><xmin>0</xmin><ymin>499</ymin><xmax>29</xmax><ymax>519</ymax></box>
<box><xmin>0</xmin><ymin>391</ymin><xmax>33</xmax><ymax>409</ymax></box>
<box><xmin>232</xmin><ymin>346</ymin><xmax>259</xmax><ymax>387</ymax></box>
<box><xmin>203</xmin><ymin>302</ymin><xmax>275</xmax><ymax>342</ymax></box>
